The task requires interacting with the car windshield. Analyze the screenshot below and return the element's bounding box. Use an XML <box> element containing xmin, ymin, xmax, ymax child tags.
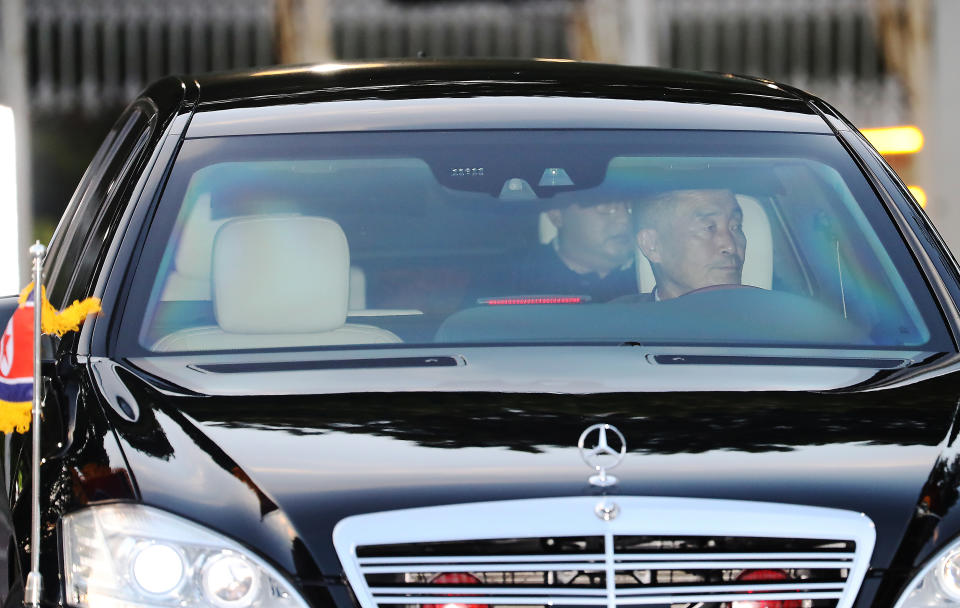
<box><xmin>117</xmin><ymin>129</ymin><xmax>950</xmax><ymax>355</ymax></box>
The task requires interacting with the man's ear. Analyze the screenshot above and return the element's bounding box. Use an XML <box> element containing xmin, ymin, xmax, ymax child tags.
<box><xmin>546</xmin><ymin>209</ymin><xmax>564</xmax><ymax>229</ymax></box>
<box><xmin>637</xmin><ymin>229</ymin><xmax>662</xmax><ymax>264</ymax></box>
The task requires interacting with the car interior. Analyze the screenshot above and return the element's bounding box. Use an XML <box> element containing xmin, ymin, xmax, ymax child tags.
<box><xmin>134</xmin><ymin>132</ymin><xmax>934</xmax><ymax>353</ymax></box>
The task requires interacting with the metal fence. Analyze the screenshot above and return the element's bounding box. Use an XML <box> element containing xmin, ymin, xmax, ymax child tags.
<box><xmin>27</xmin><ymin>0</ymin><xmax>275</xmax><ymax>113</ymax></box>
<box><xmin>333</xmin><ymin>0</ymin><xmax>574</xmax><ymax>61</ymax></box>
<box><xmin>22</xmin><ymin>0</ymin><xmax>906</xmax><ymax>127</ymax></box>
<box><xmin>657</xmin><ymin>0</ymin><xmax>906</xmax><ymax>128</ymax></box>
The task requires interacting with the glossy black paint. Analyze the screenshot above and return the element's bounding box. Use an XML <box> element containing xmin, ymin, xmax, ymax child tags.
<box><xmin>82</xmin><ymin>355</ymin><xmax>960</xmax><ymax>607</ymax></box>
<box><xmin>183</xmin><ymin>60</ymin><xmax>827</xmax><ymax>139</ymax></box>
<box><xmin>5</xmin><ymin>59</ymin><xmax>960</xmax><ymax>608</ymax></box>
<box><xmin>193</xmin><ymin>59</ymin><xmax>813</xmax><ymax>111</ymax></box>
<box><xmin>4</xmin><ymin>356</ymin><xmax>137</xmax><ymax>607</ymax></box>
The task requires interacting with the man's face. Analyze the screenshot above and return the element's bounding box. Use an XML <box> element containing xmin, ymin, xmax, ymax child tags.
<box><xmin>548</xmin><ymin>201</ymin><xmax>634</xmax><ymax>275</ymax></box>
<box><xmin>638</xmin><ymin>190</ymin><xmax>746</xmax><ymax>299</ymax></box>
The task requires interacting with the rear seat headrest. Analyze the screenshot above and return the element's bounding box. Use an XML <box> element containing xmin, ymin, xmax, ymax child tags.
<box><xmin>212</xmin><ymin>216</ymin><xmax>350</xmax><ymax>333</ymax></box>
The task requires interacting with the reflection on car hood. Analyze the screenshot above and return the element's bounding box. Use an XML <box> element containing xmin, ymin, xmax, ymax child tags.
<box><xmin>98</xmin><ymin>356</ymin><xmax>960</xmax><ymax>581</ymax></box>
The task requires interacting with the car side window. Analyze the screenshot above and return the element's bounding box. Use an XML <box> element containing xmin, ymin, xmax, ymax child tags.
<box><xmin>45</xmin><ymin>103</ymin><xmax>155</xmax><ymax>308</ymax></box>
<box><xmin>44</xmin><ymin>121</ymin><xmax>122</xmax><ymax>304</ymax></box>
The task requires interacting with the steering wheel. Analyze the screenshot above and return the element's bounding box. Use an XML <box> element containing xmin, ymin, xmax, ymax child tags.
<box><xmin>678</xmin><ymin>283</ymin><xmax>761</xmax><ymax>297</ymax></box>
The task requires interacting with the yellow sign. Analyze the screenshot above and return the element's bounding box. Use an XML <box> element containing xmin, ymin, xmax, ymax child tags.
<box><xmin>860</xmin><ymin>126</ymin><xmax>924</xmax><ymax>155</ymax></box>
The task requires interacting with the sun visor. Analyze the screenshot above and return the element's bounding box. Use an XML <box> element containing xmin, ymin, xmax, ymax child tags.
<box><xmin>600</xmin><ymin>158</ymin><xmax>786</xmax><ymax>199</ymax></box>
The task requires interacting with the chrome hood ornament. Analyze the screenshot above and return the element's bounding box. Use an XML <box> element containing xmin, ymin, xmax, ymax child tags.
<box><xmin>578</xmin><ymin>423</ymin><xmax>626</xmax><ymax>488</ymax></box>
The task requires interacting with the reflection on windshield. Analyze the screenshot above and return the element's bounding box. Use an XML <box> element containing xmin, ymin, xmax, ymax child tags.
<box><xmin>119</xmin><ymin>130</ymin><xmax>946</xmax><ymax>356</ymax></box>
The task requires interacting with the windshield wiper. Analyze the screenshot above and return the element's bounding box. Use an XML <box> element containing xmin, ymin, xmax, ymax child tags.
<box><xmin>195</xmin><ymin>356</ymin><xmax>460</xmax><ymax>374</ymax></box>
<box><xmin>649</xmin><ymin>354</ymin><xmax>907</xmax><ymax>368</ymax></box>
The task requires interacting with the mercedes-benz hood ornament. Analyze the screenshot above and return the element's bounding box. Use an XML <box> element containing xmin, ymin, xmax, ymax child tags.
<box><xmin>578</xmin><ymin>423</ymin><xmax>626</xmax><ymax>488</ymax></box>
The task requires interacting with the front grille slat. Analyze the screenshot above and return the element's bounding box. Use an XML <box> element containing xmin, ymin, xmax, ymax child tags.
<box><xmin>374</xmin><ymin>597</ymin><xmax>610</xmax><ymax>606</ymax></box>
<box><xmin>359</xmin><ymin>553</ymin><xmax>609</xmax><ymax>565</ymax></box>
<box><xmin>615</xmin><ymin>552</ymin><xmax>857</xmax><ymax>561</ymax></box>
<box><xmin>362</xmin><ymin>561</ymin><xmax>606</xmax><ymax>574</ymax></box>
<box><xmin>333</xmin><ymin>497</ymin><xmax>877</xmax><ymax>608</ymax></box>
<box><xmin>370</xmin><ymin>582</ymin><xmax>847</xmax><ymax>595</ymax></box>
<box><xmin>614</xmin><ymin>593</ymin><xmax>846</xmax><ymax>605</ymax></box>
<box><xmin>369</xmin><ymin>583</ymin><xmax>848</xmax><ymax>601</ymax></box>
<box><xmin>371</xmin><ymin>587</ymin><xmax>611</xmax><ymax>596</ymax></box>
<box><xmin>363</xmin><ymin>559</ymin><xmax>853</xmax><ymax>573</ymax></box>
<box><xmin>614</xmin><ymin>560</ymin><xmax>854</xmax><ymax>569</ymax></box>
<box><xmin>360</xmin><ymin>551</ymin><xmax>855</xmax><ymax>565</ymax></box>
<box><xmin>370</xmin><ymin>593</ymin><xmax>847</xmax><ymax>606</ymax></box>
<box><xmin>604</xmin><ymin>582</ymin><xmax>846</xmax><ymax>595</ymax></box>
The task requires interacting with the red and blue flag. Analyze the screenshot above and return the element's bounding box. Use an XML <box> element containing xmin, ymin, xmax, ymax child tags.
<box><xmin>0</xmin><ymin>287</ymin><xmax>35</xmax><ymax>433</ymax></box>
<box><xmin>0</xmin><ymin>283</ymin><xmax>101</xmax><ymax>434</ymax></box>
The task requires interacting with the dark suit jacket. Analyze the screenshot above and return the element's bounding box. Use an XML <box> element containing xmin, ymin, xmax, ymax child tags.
<box><xmin>511</xmin><ymin>244</ymin><xmax>638</xmax><ymax>302</ymax></box>
<box><xmin>610</xmin><ymin>291</ymin><xmax>657</xmax><ymax>304</ymax></box>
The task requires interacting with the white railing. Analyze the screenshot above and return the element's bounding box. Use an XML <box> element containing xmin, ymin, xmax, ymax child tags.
<box><xmin>22</xmin><ymin>0</ymin><xmax>905</xmax><ymax>126</ymax></box>
<box><xmin>27</xmin><ymin>0</ymin><xmax>275</xmax><ymax>113</ymax></box>
<box><xmin>332</xmin><ymin>0</ymin><xmax>574</xmax><ymax>61</ymax></box>
<box><xmin>655</xmin><ymin>0</ymin><xmax>906</xmax><ymax>126</ymax></box>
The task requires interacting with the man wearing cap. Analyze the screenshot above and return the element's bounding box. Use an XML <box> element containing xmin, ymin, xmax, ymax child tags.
<box><xmin>510</xmin><ymin>198</ymin><xmax>638</xmax><ymax>302</ymax></box>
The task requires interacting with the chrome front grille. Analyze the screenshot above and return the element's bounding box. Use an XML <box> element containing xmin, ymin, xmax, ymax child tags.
<box><xmin>333</xmin><ymin>497</ymin><xmax>875</xmax><ymax>608</ymax></box>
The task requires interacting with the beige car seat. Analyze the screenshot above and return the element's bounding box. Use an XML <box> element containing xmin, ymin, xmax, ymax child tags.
<box><xmin>152</xmin><ymin>216</ymin><xmax>401</xmax><ymax>351</ymax></box>
<box><xmin>539</xmin><ymin>194</ymin><xmax>773</xmax><ymax>292</ymax></box>
<box><xmin>161</xmin><ymin>196</ymin><xmax>368</xmax><ymax>309</ymax></box>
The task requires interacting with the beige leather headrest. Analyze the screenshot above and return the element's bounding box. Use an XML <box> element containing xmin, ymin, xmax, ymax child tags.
<box><xmin>212</xmin><ymin>216</ymin><xmax>350</xmax><ymax>333</ymax></box>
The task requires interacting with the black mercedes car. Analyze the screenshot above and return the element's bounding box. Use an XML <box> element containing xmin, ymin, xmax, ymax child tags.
<box><xmin>0</xmin><ymin>59</ymin><xmax>958</xmax><ymax>608</ymax></box>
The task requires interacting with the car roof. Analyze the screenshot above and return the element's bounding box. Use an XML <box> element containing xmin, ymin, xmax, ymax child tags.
<box><xmin>179</xmin><ymin>59</ymin><xmax>833</xmax><ymax>136</ymax></box>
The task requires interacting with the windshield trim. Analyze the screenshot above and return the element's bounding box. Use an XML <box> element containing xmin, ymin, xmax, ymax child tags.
<box><xmin>187</xmin><ymin>97</ymin><xmax>831</xmax><ymax>138</ymax></box>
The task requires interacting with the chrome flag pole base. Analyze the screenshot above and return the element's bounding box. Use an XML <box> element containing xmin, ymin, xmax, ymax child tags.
<box><xmin>24</xmin><ymin>572</ymin><xmax>42</xmax><ymax>607</ymax></box>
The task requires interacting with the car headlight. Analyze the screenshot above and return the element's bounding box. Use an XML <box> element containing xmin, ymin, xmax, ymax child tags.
<box><xmin>894</xmin><ymin>539</ymin><xmax>960</xmax><ymax>608</ymax></box>
<box><xmin>61</xmin><ymin>503</ymin><xmax>309</xmax><ymax>608</ymax></box>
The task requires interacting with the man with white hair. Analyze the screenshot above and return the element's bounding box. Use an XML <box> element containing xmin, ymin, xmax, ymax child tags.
<box><xmin>630</xmin><ymin>188</ymin><xmax>747</xmax><ymax>301</ymax></box>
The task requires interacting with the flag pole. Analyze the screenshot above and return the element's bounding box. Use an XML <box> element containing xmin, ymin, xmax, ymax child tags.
<box><xmin>24</xmin><ymin>241</ymin><xmax>44</xmax><ymax>608</ymax></box>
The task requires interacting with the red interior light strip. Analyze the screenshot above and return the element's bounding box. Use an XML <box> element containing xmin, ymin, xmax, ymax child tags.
<box><xmin>483</xmin><ymin>296</ymin><xmax>585</xmax><ymax>305</ymax></box>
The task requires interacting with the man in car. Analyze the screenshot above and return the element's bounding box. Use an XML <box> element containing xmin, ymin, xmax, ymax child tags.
<box><xmin>631</xmin><ymin>188</ymin><xmax>746</xmax><ymax>301</ymax></box>
<box><xmin>510</xmin><ymin>197</ymin><xmax>638</xmax><ymax>302</ymax></box>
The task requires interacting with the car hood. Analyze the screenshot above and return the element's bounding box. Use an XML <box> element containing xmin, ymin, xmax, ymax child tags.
<box><xmin>94</xmin><ymin>356</ymin><xmax>960</xmax><ymax>581</ymax></box>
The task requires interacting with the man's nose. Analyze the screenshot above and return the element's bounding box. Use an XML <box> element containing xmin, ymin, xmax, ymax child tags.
<box><xmin>715</xmin><ymin>226</ymin><xmax>737</xmax><ymax>254</ymax></box>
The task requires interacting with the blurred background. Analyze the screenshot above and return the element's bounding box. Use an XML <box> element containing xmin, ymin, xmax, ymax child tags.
<box><xmin>0</xmin><ymin>0</ymin><xmax>955</xmax><ymax>289</ymax></box>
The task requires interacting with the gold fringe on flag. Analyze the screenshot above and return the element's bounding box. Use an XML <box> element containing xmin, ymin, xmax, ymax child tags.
<box><xmin>0</xmin><ymin>401</ymin><xmax>32</xmax><ymax>434</ymax></box>
<box><xmin>0</xmin><ymin>284</ymin><xmax>102</xmax><ymax>434</ymax></box>
<box><xmin>18</xmin><ymin>282</ymin><xmax>102</xmax><ymax>337</ymax></box>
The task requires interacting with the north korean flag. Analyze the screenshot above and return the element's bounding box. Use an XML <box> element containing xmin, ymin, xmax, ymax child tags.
<box><xmin>0</xmin><ymin>290</ymin><xmax>34</xmax><ymax>408</ymax></box>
